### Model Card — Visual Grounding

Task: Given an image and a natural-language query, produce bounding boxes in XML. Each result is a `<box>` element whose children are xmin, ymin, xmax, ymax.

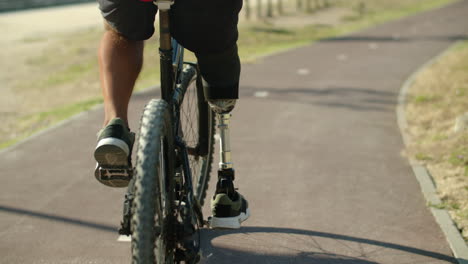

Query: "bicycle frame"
<box><xmin>157</xmin><ymin>1</ymin><xmax>206</xmax><ymax>257</ymax></box>
<box><xmin>159</xmin><ymin>0</ymin><xmax>212</xmax><ymax>218</ymax></box>
<box><xmin>157</xmin><ymin>0</ymin><xmax>211</xmax><ymax>155</ymax></box>
<box><xmin>157</xmin><ymin>2</ymin><xmax>175</xmax><ymax>102</ymax></box>
<box><xmin>119</xmin><ymin>0</ymin><xmax>210</xmax><ymax>239</ymax></box>
<box><xmin>156</xmin><ymin>0</ymin><xmax>197</xmax><ymax>208</ymax></box>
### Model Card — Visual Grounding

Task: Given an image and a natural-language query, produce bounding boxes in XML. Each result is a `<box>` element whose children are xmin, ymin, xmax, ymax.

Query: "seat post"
<box><xmin>154</xmin><ymin>0</ymin><xmax>174</xmax><ymax>102</ymax></box>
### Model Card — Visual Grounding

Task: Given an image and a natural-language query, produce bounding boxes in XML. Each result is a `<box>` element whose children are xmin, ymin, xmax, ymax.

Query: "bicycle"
<box><xmin>115</xmin><ymin>0</ymin><xmax>218</xmax><ymax>262</ymax></box>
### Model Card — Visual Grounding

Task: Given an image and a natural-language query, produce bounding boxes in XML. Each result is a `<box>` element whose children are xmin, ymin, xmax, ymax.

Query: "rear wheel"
<box><xmin>131</xmin><ymin>99</ymin><xmax>176</xmax><ymax>264</ymax></box>
<box><xmin>178</xmin><ymin>65</ymin><xmax>215</xmax><ymax>206</ymax></box>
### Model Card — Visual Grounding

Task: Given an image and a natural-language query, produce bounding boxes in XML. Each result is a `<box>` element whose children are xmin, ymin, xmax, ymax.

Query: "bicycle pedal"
<box><xmin>97</xmin><ymin>166</ymin><xmax>133</xmax><ymax>180</ymax></box>
<box><xmin>95</xmin><ymin>166</ymin><xmax>133</xmax><ymax>188</ymax></box>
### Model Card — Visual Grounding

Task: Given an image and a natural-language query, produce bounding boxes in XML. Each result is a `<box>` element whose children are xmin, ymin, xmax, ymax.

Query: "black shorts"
<box><xmin>97</xmin><ymin>0</ymin><xmax>243</xmax><ymax>54</ymax></box>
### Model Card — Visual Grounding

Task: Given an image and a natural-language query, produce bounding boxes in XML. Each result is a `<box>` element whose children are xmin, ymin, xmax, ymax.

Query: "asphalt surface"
<box><xmin>1</xmin><ymin>1</ymin><xmax>468</xmax><ymax>263</ymax></box>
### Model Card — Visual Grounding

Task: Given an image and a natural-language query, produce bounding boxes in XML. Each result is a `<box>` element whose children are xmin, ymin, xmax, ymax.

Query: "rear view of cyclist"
<box><xmin>93</xmin><ymin>0</ymin><xmax>249</xmax><ymax>229</ymax></box>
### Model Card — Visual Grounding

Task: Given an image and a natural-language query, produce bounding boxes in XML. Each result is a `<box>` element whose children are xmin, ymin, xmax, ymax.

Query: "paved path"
<box><xmin>1</xmin><ymin>1</ymin><xmax>468</xmax><ymax>263</ymax></box>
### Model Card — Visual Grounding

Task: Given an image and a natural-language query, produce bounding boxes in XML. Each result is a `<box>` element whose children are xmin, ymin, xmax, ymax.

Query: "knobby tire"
<box><xmin>131</xmin><ymin>99</ymin><xmax>176</xmax><ymax>264</ymax></box>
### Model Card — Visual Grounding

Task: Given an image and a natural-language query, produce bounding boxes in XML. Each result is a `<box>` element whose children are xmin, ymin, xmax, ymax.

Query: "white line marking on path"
<box><xmin>297</xmin><ymin>68</ymin><xmax>310</xmax><ymax>75</ymax></box>
<box><xmin>254</xmin><ymin>91</ymin><xmax>269</xmax><ymax>98</ymax></box>
<box><xmin>368</xmin><ymin>42</ymin><xmax>379</xmax><ymax>50</ymax></box>
<box><xmin>337</xmin><ymin>54</ymin><xmax>348</xmax><ymax>61</ymax></box>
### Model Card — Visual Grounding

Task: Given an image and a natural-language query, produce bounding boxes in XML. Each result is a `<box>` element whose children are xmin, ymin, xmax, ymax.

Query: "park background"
<box><xmin>0</xmin><ymin>0</ymin><xmax>466</xmax><ymax>244</ymax></box>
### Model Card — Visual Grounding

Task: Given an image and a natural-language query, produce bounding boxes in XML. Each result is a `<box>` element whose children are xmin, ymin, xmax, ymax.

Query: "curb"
<box><xmin>396</xmin><ymin>42</ymin><xmax>468</xmax><ymax>264</ymax></box>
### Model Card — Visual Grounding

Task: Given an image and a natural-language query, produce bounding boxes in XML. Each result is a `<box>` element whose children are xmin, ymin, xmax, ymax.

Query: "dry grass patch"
<box><xmin>405</xmin><ymin>41</ymin><xmax>468</xmax><ymax>241</ymax></box>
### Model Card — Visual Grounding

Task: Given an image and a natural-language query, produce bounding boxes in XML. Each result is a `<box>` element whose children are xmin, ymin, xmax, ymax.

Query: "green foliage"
<box><xmin>413</xmin><ymin>94</ymin><xmax>440</xmax><ymax>104</ymax></box>
<box><xmin>428</xmin><ymin>202</ymin><xmax>446</xmax><ymax>210</ymax></box>
<box><xmin>1</xmin><ymin>98</ymin><xmax>103</xmax><ymax>150</ymax></box>
<box><xmin>416</xmin><ymin>153</ymin><xmax>433</xmax><ymax>161</ymax></box>
<box><xmin>429</xmin><ymin>201</ymin><xmax>461</xmax><ymax>210</ymax></box>
<box><xmin>455</xmin><ymin>87</ymin><xmax>467</xmax><ymax>97</ymax></box>
<box><xmin>449</xmin><ymin>147</ymin><xmax>468</xmax><ymax>167</ymax></box>
<box><xmin>432</xmin><ymin>133</ymin><xmax>448</xmax><ymax>141</ymax></box>
<box><xmin>41</xmin><ymin>61</ymin><xmax>94</xmax><ymax>87</ymax></box>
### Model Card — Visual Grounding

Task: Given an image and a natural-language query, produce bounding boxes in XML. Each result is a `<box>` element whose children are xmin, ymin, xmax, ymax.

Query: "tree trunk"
<box><xmin>306</xmin><ymin>0</ymin><xmax>312</xmax><ymax>13</ymax></box>
<box><xmin>296</xmin><ymin>0</ymin><xmax>302</xmax><ymax>12</ymax></box>
<box><xmin>245</xmin><ymin>0</ymin><xmax>251</xmax><ymax>20</ymax></box>
<box><xmin>277</xmin><ymin>0</ymin><xmax>283</xmax><ymax>15</ymax></box>
<box><xmin>267</xmin><ymin>0</ymin><xmax>273</xmax><ymax>17</ymax></box>
<box><xmin>257</xmin><ymin>0</ymin><xmax>262</xmax><ymax>18</ymax></box>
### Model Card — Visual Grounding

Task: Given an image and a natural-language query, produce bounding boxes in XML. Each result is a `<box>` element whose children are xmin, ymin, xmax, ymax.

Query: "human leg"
<box><xmin>97</xmin><ymin>0</ymin><xmax>157</xmax><ymax>126</ymax></box>
<box><xmin>99</xmin><ymin>24</ymin><xmax>143</xmax><ymax>127</ymax></box>
<box><xmin>170</xmin><ymin>0</ymin><xmax>249</xmax><ymax>228</ymax></box>
<box><xmin>196</xmin><ymin>45</ymin><xmax>240</xmax><ymax>114</ymax></box>
<box><xmin>94</xmin><ymin>27</ymin><xmax>141</xmax><ymax>188</ymax></box>
<box><xmin>95</xmin><ymin>0</ymin><xmax>157</xmax><ymax>187</ymax></box>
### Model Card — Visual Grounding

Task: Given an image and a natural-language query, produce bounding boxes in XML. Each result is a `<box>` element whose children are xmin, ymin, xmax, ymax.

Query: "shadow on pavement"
<box><xmin>200</xmin><ymin>226</ymin><xmax>457</xmax><ymax>264</ymax></box>
<box><xmin>321</xmin><ymin>34</ymin><xmax>468</xmax><ymax>43</ymax></box>
<box><xmin>0</xmin><ymin>205</ymin><xmax>460</xmax><ymax>263</ymax></box>
<box><xmin>0</xmin><ymin>205</ymin><xmax>117</xmax><ymax>233</ymax></box>
<box><xmin>241</xmin><ymin>86</ymin><xmax>397</xmax><ymax>112</ymax></box>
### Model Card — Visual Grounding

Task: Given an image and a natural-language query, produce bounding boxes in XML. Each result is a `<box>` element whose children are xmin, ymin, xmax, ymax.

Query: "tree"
<box><xmin>306</xmin><ymin>0</ymin><xmax>312</xmax><ymax>13</ymax></box>
<box><xmin>245</xmin><ymin>0</ymin><xmax>251</xmax><ymax>20</ymax></box>
<box><xmin>277</xmin><ymin>0</ymin><xmax>283</xmax><ymax>15</ymax></box>
<box><xmin>297</xmin><ymin>0</ymin><xmax>303</xmax><ymax>12</ymax></box>
<box><xmin>257</xmin><ymin>0</ymin><xmax>263</xmax><ymax>18</ymax></box>
<box><xmin>266</xmin><ymin>0</ymin><xmax>273</xmax><ymax>17</ymax></box>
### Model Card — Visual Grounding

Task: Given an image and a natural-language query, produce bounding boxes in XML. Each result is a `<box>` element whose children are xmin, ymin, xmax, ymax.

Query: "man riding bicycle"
<box><xmin>94</xmin><ymin>0</ymin><xmax>250</xmax><ymax>229</ymax></box>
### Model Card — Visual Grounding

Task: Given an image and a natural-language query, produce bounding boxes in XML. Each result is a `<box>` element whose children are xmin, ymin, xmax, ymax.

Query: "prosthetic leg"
<box><xmin>208</xmin><ymin>99</ymin><xmax>250</xmax><ymax>229</ymax></box>
<box><xmin>209</xmin><ymin>99</ymin><xmax>237</xmax><ymax>195</ymax></box>
<box><xmin>197</xmin><ymin>45</ymin><xmax>249</xmax><ymax>228</ymax></box>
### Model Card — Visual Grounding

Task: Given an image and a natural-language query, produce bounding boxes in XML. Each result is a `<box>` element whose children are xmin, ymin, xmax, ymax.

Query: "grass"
<box><xmin>414</xmin><ymin>95</ymin><xmax>441</xmax><ymax>104</ymax></box>
<box><xmin>449</xmin><ymin>148</ymin><xmax>468</xmax><ymax>166</ymax></box>
<box><xmin>406</xmin><ymin>40</ymin><xmax>468</xmax><ymax>241</ymax></box>
<box><xmin>0</xmin><ymin>0</ymin><xmax>459</xmax><ymax>149</ymax></box>
<box><xmin>432</xmin><ymin>133</ymin><xmax>449</xmax><ymax>141</ymax></box>
<box><xmin>429</xmin><ymin>201</ymin><xmax>461</xmax><ymax>211</ymax></box>
<box><xmin>0</xmin><ymin>98</ymin><xmax>103</xmax><ymax>150</ymax></box>
<box><xmin>22</xmin><ymin>98</ymin><xmax>103</xmax><ymax>125</ymax></box>
<box><xmin>449</xmin><ymin>146</ymin><xmax>468</xmax><ymax>177</ymax></box>
<box><xmin>416</xmin><ymin>153</ymin><xmax>433</xmax><ymax>161</ymax></box>
<box><xmin>41</xmin><ymin>61</ymin><xmax>95</xmax><ymax>87</ymax></box>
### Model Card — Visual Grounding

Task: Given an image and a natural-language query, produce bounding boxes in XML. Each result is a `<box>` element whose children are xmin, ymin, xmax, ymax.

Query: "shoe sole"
<box><xmin>94</xmin><ymin>138</ymin><xmax>130</xmax><ymax>188</ymax></box>
<box><xmin>95</xmin><ymin>137</ymin><xmax>129</xmax><ymax>164</ymax></box>
<box><xmin>210</xmin><ymin>208</ymin><xmax>250</xmax><ymax>229</ymax></box>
